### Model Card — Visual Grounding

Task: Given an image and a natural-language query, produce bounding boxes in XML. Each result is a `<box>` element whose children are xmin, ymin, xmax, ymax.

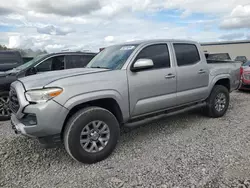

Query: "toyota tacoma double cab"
<box><xmin>10</xmin><ymin>40</ymin><xmax>241</xmax><ymax>163</ymax></box>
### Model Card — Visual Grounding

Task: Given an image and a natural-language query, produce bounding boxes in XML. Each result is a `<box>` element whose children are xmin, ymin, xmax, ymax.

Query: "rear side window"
<box><xmin>66</xmin><ymin>55</ymin><xmax>95</xmax><ymax>69</ymax></box>
<box><xmin>174</xmin><ymin>44</ymin><xmax>200</xmax><ymax>66</ymax></box>
<box><xmin>135</xmin><ymin>44</ymin><xmax>170</xmax><ymax>69</ymax></box>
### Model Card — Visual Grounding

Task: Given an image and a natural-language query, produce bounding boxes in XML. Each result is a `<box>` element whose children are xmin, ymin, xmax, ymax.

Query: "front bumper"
<box><xmin>10</xmin><ymin>81</ymin><xmax>69</xmax><ymax>138</ymax></box>
<box><xmin>240</xmin><ymin>83</ymin><xmax>250</xmax><ymax>90</ymax></box>
<box><xmin>239</xmin><ymin>79</ymin><xmax>250</xmax><ymax>90</ymax></box>
<box><xmin>11</xmin><ymin>114</ymin><xmax>34</xmax><ymax>137</ymax></box>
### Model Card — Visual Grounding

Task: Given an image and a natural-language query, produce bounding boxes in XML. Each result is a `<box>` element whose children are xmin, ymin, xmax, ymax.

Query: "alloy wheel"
<box><xmin>214</xmin><ymin>93</ymin><xmax>226</xmax><ymax>112</ymax></box>
<box><xmin>0</xmin><ymin>96</ymin><xmax>11</xmax><ymax>117</ymax></box>
<box><xmin>80</xmin><ymin>120</ymin><xmax>110</xmax><ymax>153</ymax></box>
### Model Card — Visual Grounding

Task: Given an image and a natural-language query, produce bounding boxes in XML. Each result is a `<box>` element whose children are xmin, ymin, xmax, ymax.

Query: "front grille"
<box><xmin>9</xmin><ymin>87</ymin><xmax>20</xmax><ymax>113</ymax></box>
<box><xmin>242</xmin><ymin>84</ymin><xmax>250</xmax><ymax>89</ymax></box>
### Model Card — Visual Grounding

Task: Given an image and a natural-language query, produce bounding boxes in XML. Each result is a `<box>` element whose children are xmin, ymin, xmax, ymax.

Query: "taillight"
<box><xmin>240</xmin><ymin>67</ymin><xmax>243</xmax><ymax>76</ymax></box>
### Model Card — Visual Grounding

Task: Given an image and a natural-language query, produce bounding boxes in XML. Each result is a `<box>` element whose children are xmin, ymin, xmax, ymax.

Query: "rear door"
<box><xmin>65</xmin><ymin>55</ymin><xmax>95</xmax><ymax>69</ymax></box>
<box><xmin>127</xmin><ymin>43</ymin><xmax>177</xmax><ymax>117</ymax></box>
<box><xmin>173</xmin><ymin>43</ymin><xmax>209</xmax><ymax>105</ymax></box>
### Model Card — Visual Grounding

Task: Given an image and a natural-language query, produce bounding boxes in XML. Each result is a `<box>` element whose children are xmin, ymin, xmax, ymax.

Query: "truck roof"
<box><xmin>48</xmin><ymin>51</ymin><xmax>97</xmax><ymax>56</ymax></box>
<box><xmin>114</xmin><ymin>39</ymin><xmax>198</xmax><ymax>46</ymax></box>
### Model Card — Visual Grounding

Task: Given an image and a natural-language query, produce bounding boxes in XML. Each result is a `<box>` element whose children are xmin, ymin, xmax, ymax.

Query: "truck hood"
<box><xmin>18</xmin><ymin>68</ymin><xmax>109</xmax><ymax>90</ymax></box>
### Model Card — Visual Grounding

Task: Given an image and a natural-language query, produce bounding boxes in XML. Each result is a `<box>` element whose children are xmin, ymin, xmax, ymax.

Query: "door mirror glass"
<box><xmin>131</xmin><ymin>59</ymin><xmax>154</xmax><ymax>72</ymax></box>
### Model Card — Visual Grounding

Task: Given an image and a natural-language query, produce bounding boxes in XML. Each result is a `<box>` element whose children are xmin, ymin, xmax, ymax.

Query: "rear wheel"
<box><xmin>205</xmin><ymin>85</ymin><xmax>229</xmax><ymax>118</ymax></box>
<box><xmin>64</xmin><ymin>107</ymin><xmax>120</xmax><ymax>164</ymax></box>
<box><xmin>0</xmin><ymin>91</ymin><xmax>11</xmax><ymax>121</ymax></box>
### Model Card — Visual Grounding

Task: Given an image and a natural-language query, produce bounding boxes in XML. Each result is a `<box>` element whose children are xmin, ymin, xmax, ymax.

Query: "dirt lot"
<box><xmin>1</xmin><ymin>91</ymin><xmax>250</xmax><ymax>188</ymax></box>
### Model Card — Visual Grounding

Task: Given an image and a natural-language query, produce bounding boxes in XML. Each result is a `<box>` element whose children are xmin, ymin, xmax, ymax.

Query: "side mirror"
<box><xmin>131</xmin><ymin>59</ymin><xmax>154</xmax><ymax>72</ymax></box>
<box><xmin>26</xmin><ymin>67</ymin><xmax>37</xmax><ymax>76</ymax></box>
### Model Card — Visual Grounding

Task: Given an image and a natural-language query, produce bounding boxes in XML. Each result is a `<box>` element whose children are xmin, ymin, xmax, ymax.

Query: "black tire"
<box><xmin>205</xmin><ymin>85</ymin><xmax>229</xmax><ymax>118</ymax></box>
<box><xmin>64</xmin><ymin>107</ymin><xmax>120</xmax><ymax>164</ymax></box>
<box><xmin>0</xmin><ymin>91</ymin><xmax>11</xmax><ymax>121</ymax></box>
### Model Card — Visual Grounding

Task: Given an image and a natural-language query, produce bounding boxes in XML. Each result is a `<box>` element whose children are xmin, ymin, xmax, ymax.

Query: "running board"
<box><xmin>124</xmin><ymin>102</ymin><xmax>206</xmax><ymax>128</ymax></box>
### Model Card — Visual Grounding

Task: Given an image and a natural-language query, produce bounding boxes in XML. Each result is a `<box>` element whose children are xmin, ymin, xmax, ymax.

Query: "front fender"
<box><xmin>62</xmin><ymin>89</ymin><xmax>130</xmax><ymax>121</ymax></box>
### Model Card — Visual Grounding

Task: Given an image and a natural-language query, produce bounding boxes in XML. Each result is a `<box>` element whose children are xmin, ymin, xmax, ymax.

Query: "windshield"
<box><xmin>87</xmin><ymin>44</ymin><xmax>138</xmax><ymax>70</ymax></box>
<box><xmin>242</xmin><ymin>61</ymin><xmax>250</xmax><ymax>66</ymax></box>
<box><xmin>12</xmin><ymin>54</ymin><xmax>47</xmax><ymax>71</ymax></box>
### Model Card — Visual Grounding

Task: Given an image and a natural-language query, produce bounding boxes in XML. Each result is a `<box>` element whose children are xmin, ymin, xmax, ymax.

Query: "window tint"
<box><xmin>66</xmin><ymin>55</ymin><xmax>94</xmax><ymax>69</ymax></box>
<box><xmin>135</xmin><ymin>44</ymin><xmax>170</xmax><ymax>69</ymax></box>
<box><xmin>243</xmin><ymin>61</ymin><xmax>250</xmax><ymax>66</ymax></box>
<box><xmin>36</xmin><ymin>56</ymin><xmax>65</xmax><ymax>72</ymax></box>
<box><xmin>174</xmin><ymin>44</ymin><xmax>200</xmax><ymax>66</ymax></box>
<box><xmin>36</xmin><ymin>58</ymin><xmax>52</xmax><ymax>72</ymax></box>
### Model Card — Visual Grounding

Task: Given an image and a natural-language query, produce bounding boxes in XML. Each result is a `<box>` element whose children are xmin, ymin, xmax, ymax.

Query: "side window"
<box><xmin>36</xmin><ymin>56</ymin><xmax>65</xmax><ymax>72</ymax></box>
<box><xmin>135</xmin><ymin>44</ymin><xmax>170</xmax><ymax>69</ymax></box>
<box><xmin>66</xmin><ymin>55</ymin><xmax>94</xmax><ymax>69</ymax></box>
<box><xmin>36</xmin><ymin>58</ymin><xmax>52</xmax><ymax>72</ymax></box>
<box><xmin>173</xmin><ymin>44</ymin><xmax>200</xmax><ymax>66</ymax></box>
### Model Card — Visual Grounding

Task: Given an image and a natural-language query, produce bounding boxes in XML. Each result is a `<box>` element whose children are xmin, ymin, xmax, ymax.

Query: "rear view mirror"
<box><xmin>131</xmin><ymin>59</ymin><xmax>154</xmax><ymax>72</ymax></box>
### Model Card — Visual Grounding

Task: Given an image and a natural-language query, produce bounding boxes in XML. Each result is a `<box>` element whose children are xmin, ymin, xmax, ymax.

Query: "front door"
<box><xmin>127</xmin><ymin>43</ymin><xmax>177</xmax><ymax>117</ymax></box>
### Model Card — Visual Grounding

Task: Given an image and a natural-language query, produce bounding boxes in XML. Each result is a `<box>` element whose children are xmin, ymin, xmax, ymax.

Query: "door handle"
<box><xmin>165</xmin><ymin>74</ymin><xmax>175</xmax><ymax>79</ymax></box>
<box><xmin>198</xmin><ymin>69</ymin><xmax>206</xmax><ymax>74</ymax></box>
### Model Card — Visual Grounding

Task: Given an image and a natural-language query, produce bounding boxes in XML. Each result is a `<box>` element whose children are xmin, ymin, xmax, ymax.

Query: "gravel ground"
<box><xmin>1</xmin><ymin>91</ymin><xmax>250</xmax><ymax>188</ymax></box>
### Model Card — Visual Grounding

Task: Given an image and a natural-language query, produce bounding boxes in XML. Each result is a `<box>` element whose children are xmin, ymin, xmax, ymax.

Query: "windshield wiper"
<box><xmin>91</xmin><ymin>66</ymin><xmax>110</xmax><ymax>69</ymax></box>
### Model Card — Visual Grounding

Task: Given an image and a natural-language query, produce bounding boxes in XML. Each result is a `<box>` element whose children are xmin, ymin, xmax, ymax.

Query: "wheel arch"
<box><xmin>60</xmin><ymin>90</ymin><xmax>128</xmax><ymax>137</ymax></box>
<box><xmin>209</xmin><ymin>75</ymin><xmax>231</xmax><ymax>94</ymax></box>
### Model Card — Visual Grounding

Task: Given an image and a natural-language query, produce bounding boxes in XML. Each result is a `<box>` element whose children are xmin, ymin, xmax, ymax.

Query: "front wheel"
<box><xmin>205</xmin><ymin>85</ymin><xmax>229</xmax><ymax>118</ymax></box>
<box><xmin>0</xmin><ymin>91</ymin><xmax>11</xmax><ymax>121</ymax></box>
<box><xmin>64</xmin><ymin>107</ymin><xmax>120</xmax><ymax>164</ymax></box>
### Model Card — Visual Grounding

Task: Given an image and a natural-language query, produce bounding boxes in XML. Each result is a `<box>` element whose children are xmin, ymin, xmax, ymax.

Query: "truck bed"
<box><xmin>208</xmin><ymin>61</ymin><xmax>241</xmax><ymax>91</ymax></box>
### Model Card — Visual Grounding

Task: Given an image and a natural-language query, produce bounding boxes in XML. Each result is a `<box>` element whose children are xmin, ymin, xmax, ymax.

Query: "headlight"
<box><xmin>243</xmin><ymin>74</ymin><xmax>250</xmax><ymax>80</ymax></box>
<box><xmin>25</xmin><ymin>88</ymin><xmax>63</xmax><ymax>103</ymax></box>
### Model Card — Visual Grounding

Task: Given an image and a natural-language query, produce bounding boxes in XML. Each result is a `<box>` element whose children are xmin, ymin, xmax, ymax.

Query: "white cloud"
<box><xmin>9</xmin><ymin>36</ymin><xmax>21</xmax><ymax>48</ymax></box>
<box><xmin>44</xmin><ymin>44</ymin><xmax>66</xmax><ymax>52</ymax></box>
<box><xmin>220</xmin><ymin>4</ymin><xmax>250</xmax><ymax>29</ymax></box>
<box><xmin>0</xmin><ymin>0</ymin><xmax>250</xmax><ymax>53</ymax></box>
<box><xmin>104</xmin><ymin>36</ymin><xmax>115</xmax><ymax>42</ymax></box>
<box><xmin>37</xmin><ymin>25</ymin><xmax>74</xmax><ymax>35</ymax></box>
<box><xmin>219</xmin><ymin>33</ymin><xmax>245</xmax><ymax>40</ymax></box>
<box><xmin>180</xmin><ymin>10</ymin><xmax>191</xmax><ymax>18</ymax></box>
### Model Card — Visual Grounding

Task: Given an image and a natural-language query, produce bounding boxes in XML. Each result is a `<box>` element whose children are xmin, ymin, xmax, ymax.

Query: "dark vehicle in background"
<box><xmin>0</xmin><ymin>51</ymin><xmax>23</xmax><ymax>72</ymax></box>
<box><xmin>205</xmin><ymin>52</ymin><xmax>231</xmax><ymax>61</ymax></box>
<box><xmin>235</xmin><ymin>56</ymin><xmax>248</xmax><ymax>64</ymax></box>
<box><xmin>22</xmin><ymin>57</ymin><xmax>34</xmax><ymax>63</ymax></box>
<box><xmin>0</xmin><ymin>51</ymin><xmax>96</xmax><ymax>121</ymax></box>
<box><xmin>239</xmin><ymin>61</ymin><xmax>250</xmax><ymax>90</ymax></box>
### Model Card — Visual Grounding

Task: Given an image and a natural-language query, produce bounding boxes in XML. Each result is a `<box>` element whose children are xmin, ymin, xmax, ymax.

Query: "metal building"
<box><xmin>201</xmin><ymin>40</ymin><xmax>250</xmax><ymax>60</ymax></box>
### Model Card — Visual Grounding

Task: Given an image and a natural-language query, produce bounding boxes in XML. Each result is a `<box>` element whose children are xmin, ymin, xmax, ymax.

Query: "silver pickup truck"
<box><xmin>10</xmin><ymin>40</ymin><xmax>241</xmax><ymax>163</ymax></box>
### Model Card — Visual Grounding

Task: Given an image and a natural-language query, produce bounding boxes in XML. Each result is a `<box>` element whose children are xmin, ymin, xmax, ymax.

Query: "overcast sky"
<box><xmin>0</xmin><ymin>0</ymin><xmax>250</xmax><ymax>52</ymax></box>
